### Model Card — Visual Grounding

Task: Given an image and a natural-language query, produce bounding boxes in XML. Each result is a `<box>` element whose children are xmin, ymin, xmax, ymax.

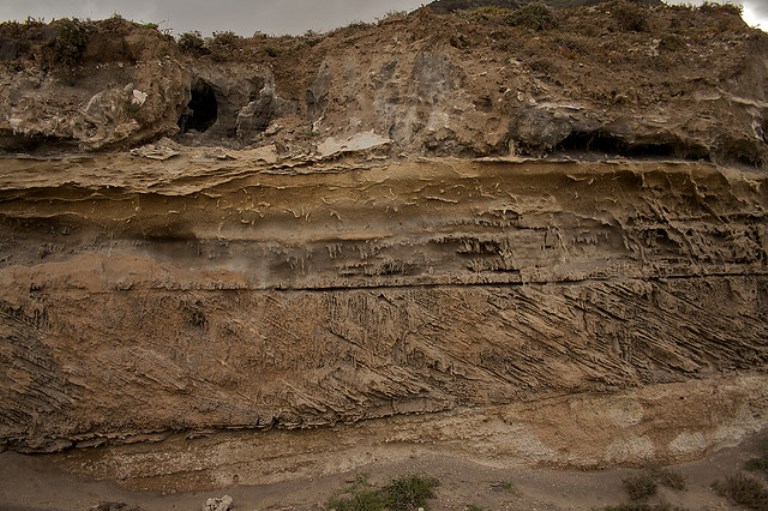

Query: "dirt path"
<box><xmin>2</xmin><ymin>428</ymin><xmax>765</xmax><ymax>511</ymax></box>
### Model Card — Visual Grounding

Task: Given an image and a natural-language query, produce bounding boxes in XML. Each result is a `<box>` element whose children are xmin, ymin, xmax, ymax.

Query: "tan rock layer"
<box><xmin>47</xmin><ymin>375</ymin><xmax>768</xmax><ymax>492</ymax></box>
<box><xmin>0</xmin><ymin>158</ymin><xmax>766</xmax><ymax>456</ymax></box>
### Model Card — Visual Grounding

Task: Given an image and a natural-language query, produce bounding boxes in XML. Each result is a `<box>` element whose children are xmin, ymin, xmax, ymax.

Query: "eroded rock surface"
<box><xmin>1</xmin><ymin>4</ymin><xmax>767</xmax><ymax>165</ymax></box>
<box><xmin>0</xmin><ymin>155</ymin><xmax>765</xmax><ymax>463</ymax></box>
<box><xmin>0</xmin><ymin>1</ymin><xmax>767</xmax><ymax>492</ymax></box>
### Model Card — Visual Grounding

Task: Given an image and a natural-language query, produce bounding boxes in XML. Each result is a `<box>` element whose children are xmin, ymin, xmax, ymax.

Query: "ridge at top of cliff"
<box><xmin>426</xmin><ymin>0</ymin><xmax>660</xmax><ymax>13</ymax></box>
<box><xmin>0</xmin><ymin>1</ymin><xmax>766</xmax><ymax>168</ymax></box>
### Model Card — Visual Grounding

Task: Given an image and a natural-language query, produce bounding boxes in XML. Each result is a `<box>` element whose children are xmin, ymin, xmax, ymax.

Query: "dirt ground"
<box><xmin>2</xmin><ymin>427</ymin><xmax>766</xmax><ymax>511</ymax></box>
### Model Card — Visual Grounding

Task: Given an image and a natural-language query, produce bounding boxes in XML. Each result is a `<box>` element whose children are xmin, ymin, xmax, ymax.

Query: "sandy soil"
<box><xmin>2</xmin><ymin>427</ymin><xmax>766</xmax><ymax>511</ymax></box>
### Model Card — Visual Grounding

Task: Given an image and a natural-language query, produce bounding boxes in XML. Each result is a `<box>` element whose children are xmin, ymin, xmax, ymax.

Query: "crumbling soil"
<box><xmin>1</xmin><ymin>429</ymin><xmax>767</xmax><ymax>510</ymax></box>
<box><xmin>1</xmin><ymin>3</ymin><xmax>767</xmax><ymax>165</ymax></box>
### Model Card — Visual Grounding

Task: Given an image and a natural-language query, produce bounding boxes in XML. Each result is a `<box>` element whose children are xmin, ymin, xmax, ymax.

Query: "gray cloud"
<box><xmin>747</xmin><ymin>0</ymin><xmax>768</xmax><ymax>23</ymax></box>
<box><xmin>1</xmin><ymin>0</ymin><xmax>765</xmax><ymax>35</ymax></box>
<box><xmin>664</xmin><ymin>0</ymin><xmax>767</xmax><ymax>28</ymax></box>
<box><xmin>747</xmin><ymin>0</ymin><xmax>768</xmax><ymax>15</ymax></box>
<box><xmin>0</xmin><ymin>0</ymin><xmax>427</xmax><ymax>36</ymax></box>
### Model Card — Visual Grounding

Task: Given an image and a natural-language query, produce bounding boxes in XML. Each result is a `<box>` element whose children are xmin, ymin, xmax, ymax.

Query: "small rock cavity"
<box><xmin>179</xmin><ymin>78</ymin><xmax>218</xmax><ymax>134</ymax></box>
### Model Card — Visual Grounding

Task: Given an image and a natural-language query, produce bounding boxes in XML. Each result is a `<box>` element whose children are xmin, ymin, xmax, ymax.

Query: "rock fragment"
<box><xmin>203</xmin><ymin>495</ymin><xmax>233</xmax><ymax>511</ymax></box>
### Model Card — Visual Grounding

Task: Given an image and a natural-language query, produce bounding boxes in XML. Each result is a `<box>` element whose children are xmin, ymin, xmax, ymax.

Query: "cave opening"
<box><xmin>556</xmin><ymin>131</ymin><xmax>680</xmax><ymax>158</ymax></box>
<box><xmin>179</xmin><ymin>78</ymin><xmax>218</xmax><ymax>134</ymax></box>
<box><xmin>554</xmin><ymin>130</ymin><xmax>716</xmax><ymax>163</ymax></box>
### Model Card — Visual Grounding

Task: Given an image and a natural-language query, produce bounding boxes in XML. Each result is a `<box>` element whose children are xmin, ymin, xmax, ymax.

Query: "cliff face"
<box><xmin>0</xmin><ymin>0</ymin><xmax>767</xmax><ymax>491</ymax></box>
<box><xmin>0</xmin><ymin>18</ymin><xmax>189</xmax><ymax>152</ymax></box>
<box><xmin>0</xmin><ymin>154</ymin><xmax>766</xmax><ymax>464</ymax></box>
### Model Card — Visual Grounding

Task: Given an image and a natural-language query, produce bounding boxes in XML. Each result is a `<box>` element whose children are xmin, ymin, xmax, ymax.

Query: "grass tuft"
<box><xmin>620</xmin><ymin>467</ymin><xmax>686</xmax><ymax>503</ymax></box>
<box><xmin>623</xmin><ymin>473</ymin><xmax>658</xmax><ymax>501</ymax></box>
<box><xmin>327</xmin><ymin>474</ymin><xmax>438</xmax><ymax>511</ymax></box>
<box><xmin>714</xmin><ymin>473</ymin><xmax>768</xmax><ymax>511</ymax></box>
<box><xmin>506</xmin><ymin>3</ymin><xmax>559</xmax><ymax>31</ymax></box>
<box><xmin>612</xmin><ymin>2</ymin><xmax>649</xmax><ymax>32</ymax></box>
<box><xmin>650</xmin><ymin>467</ymin><xmax>686</xmax><ymax>491</ymax></box>
<box><xmin>490</xmin><ymin>480</ymin><xmax>520</xmax><ymax>494</ymax></box>
<box><xmin>177</xmin><ymin>31</ymin><xmax>206</xmax><ymax>53</ymax></box>
<box><xmin>50</xmin><ymin>18</ymin><xmax>91</xmax><ymax>67</ymax></box>
<box><xmin>329</xmin><ymin>488</ymin><xmax>386</xmax><ymax>511</ymax></box>
<box><xmin>746</xmin><ymin>457</ymin><xmax>768</xmax><ymax>475</ymax></box>
<box><xmin>698</xmin><ymin>1</ymin><xmax>743</xmax><ymax>16</ymax></box>
<box><xmin>382</xmin><ymin>474</ymin><xmax>439</xmax><ymax>510</ymax></box>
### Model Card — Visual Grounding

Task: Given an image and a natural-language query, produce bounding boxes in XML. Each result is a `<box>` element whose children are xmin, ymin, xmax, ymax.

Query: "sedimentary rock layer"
<box><xmin>0</xmin><ymin>157</ymin><xmax>766</xmax><ymax>455</ymax></box>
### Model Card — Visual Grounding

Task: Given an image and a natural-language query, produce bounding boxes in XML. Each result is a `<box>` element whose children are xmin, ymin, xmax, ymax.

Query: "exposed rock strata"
<box><xmin>45</xmin><ymin>374</ymin><xmax>768</xmax><ymax>492</ymax></box>
<box><xmin>0</xmin><ymin>2</ymin><xmax>767</xmax><ymax>490</ymax></box>
<box><xmin>0</xmin><ymin>156</ymin><xmax>765</xmax><ymax>460</ymax></box>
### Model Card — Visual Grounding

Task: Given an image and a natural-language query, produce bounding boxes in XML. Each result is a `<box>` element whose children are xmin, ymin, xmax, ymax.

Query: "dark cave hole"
<box><xmin>179</xmin><ymin>78</ymin><xmax>218</xmax><ymax>134</ymax></box>
<box><xmin>556</xmin><ymin>131</ymin><xmax>710</xmax><ymax>161</ymax></box>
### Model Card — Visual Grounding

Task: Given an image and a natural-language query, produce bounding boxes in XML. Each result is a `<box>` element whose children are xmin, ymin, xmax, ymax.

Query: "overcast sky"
<box><xmin>0</xmin><ymin>0</ymin><xmax>765</xmax><ymax>36</ymax></box>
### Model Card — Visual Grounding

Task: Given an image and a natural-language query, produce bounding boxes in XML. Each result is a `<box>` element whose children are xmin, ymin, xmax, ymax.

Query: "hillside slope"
<box><xmin>0</xmin><ymin>1</ymin><xmax>767</xmax><ymax>499</ymax></box>
<box><xmin>0</xmin><ymin>2</ymin><xmax>766</xmax><ymax>166</ymax></box>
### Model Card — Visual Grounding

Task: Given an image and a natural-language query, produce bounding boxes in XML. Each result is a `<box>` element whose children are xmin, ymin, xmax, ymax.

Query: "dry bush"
<box><xmin>612</xmin><ymin>2</ymin><xmax>649</xmax><ymax>32</ymax></box>
<box><xmin>327</xmin><ymin>474</ymin><xmax>439</xmax><ymax>511</ymax></box>
<box><xmin>506</xmin><ymin>3</ymin><xmax>559</xmax><ymax>30</ymax></box>
<box><xmin>651</xmin><ymin>467</ymin><xmax>687</xmax><ymax>491</ymax></box>
<box><xmin>715</xmin><ymin>473</ymin><xmax>768</xmax><ymax>511</ymax></box>
<box><xmin>177</xmin><ymin>31</ymin><xmax>206</xmax><ymax>54</ymax></box>
<box><xmin>49</xmin><ymin>18</ymin><xmax>92</xmax><ymax>67</ymax></box>
<box><xmin>623</xmin><ymin>473</ymin><xmax>658</xmax><ymax>501</ymax></box>
<box><xmin>698</xmin><ymin>1</ymin><xmax>743</xmax><ymax>16</ymax></box>
<box><xmin>470</xmin><ymin>3</ymin><xmax>558</xmax><ymax>30</ymax></box>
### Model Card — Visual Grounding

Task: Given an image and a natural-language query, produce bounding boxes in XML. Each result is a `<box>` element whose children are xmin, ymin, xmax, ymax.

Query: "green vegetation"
<box><xmin>50</xmin><ymin>18</ymin><xmax>92</xmax><ymax>67</ymax></box>
<box><xmin>340</xmin><ymin>20</ymin><xmax>375</xmax><ymax>32</ymax></box>
<box><xmin>597</xmin><ymin>468</ymin><xmax>689</xmax><ymax>511</ymax></box>
<box><xmin>506</xmin><ymin>3</ymin><xmax>559</xmax><ymax>30</ymax></box>
<box><xmin>714</xmin><ymin>473</ymin><xmax>768</xmax><ymax>511</ymax></box>
<box><xmin>744</xmin><ymin>441</ymin><xmax>768</xmax><ymax>478</ymax></box>
<box><xmin>205</xmin><ymin>30</ymin><xmax>244</xmax><ymax>60</ymax></box>
<box><xmin>467</xmin><ymin>5</ymin><xmax>512</xmax><ymax>20</ymax></box>
<box><xmin>746</xmin><ymin>456</ymin><xmax>768</xmax><ymax>476</ymax></box>
<box><xmin>429</xmin><ymin>0</ymin><xmax>602</xmax><ymax>14</ymax></box>
<box><xmin>649</xmin><ymin>467</ymin><xmax>686</xmax><ymax>491</ymax></box>
<box><xmin>210</xmin><ymin>30</ymin><xmax>242</xmax><ymax>49</ymax></box>
<box><xmin>490</xmin><ymin>480</ymin><xmax>520</xmax><ymax>494</ymax></box>
<box><xmin>177</xmin><ymin>31</ymin><xmax>206</xmax><ymax>53</ymax></box>
<box><xmin>0</xmin><ymin>14</ymin><xmax>176</xmax><ymax>69</ymax></box>
<box><xmin>698</xmin><ymin>1</ymin><xmax>743</xmax><ymax>16</ymax></box>
<box><xmin>383</xmin><ymin>475</ymin><xmax>439</xmax><ymax>510</ymax></box>
<box><xmin>469</xmin><ymin>3</ymin><xmax>558</xmax><ymax>30</ymax></box>
<box><xmin>22</xmin><ymin>16</ymin><xmax>46</xmax><ymax>28</ymax></box>
<box><xmin>612</xmin><ymin>2</ymin><xmax>649</xmax><ymax>32</ymax></box>
<box><xmin>327</xmin><ymin>474</ymin><xmax>439</xmax><ymax>511</ymax></box>
<box><xmin>713</xmin><ymin>442</ymin><xmax>768</xmax><ymax>511</ymax></box>
<box><xmin>326</xmin><ymin>19</ymin><xmax>375</xmax><ymax>38</ymax></box>
<box><xmin>94</xmin><ymin>503</ymin><xmax>144</xmax><ymax>511</ymax></box>
<box><xmin>623</xmin><ymin>473</ymin><xmax>658</xmax><ymax>501</ymax></box>
<box><xmin>330</xmin><ymin>488</ymin><xmax>387</xmax><ymax>511</ymax></box>
<box><xmin>382</xmin><ymin>10</ymin><xmax>409</xmax><ymax>19</ymax></box>
<box><xmin>170</xmin><ymin>29</ymin><xmax>241</xmax><ymax>59</ymax></box>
